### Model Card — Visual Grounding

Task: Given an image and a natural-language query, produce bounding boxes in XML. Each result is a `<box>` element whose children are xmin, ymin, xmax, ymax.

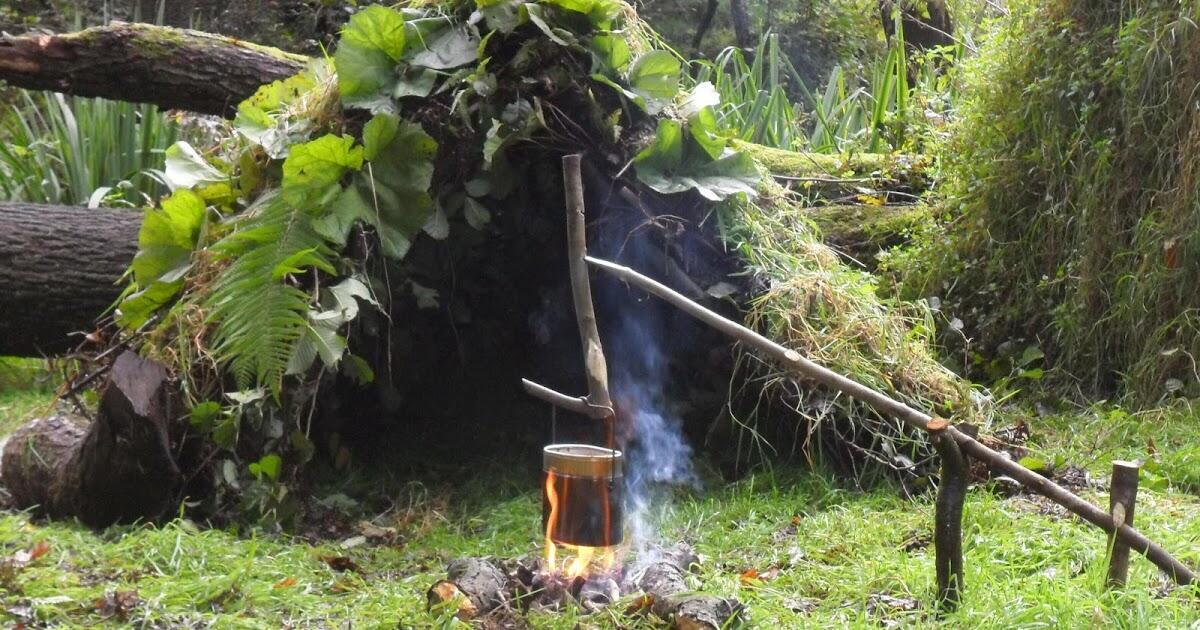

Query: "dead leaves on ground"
<box><xmin>0</xmin><ymin>540</ymin><xmax>52</xmax><ymax>592</ymax></box>
<box><xmin>94</xmin><ymin>590</ymin><xmax>140</xmax><ymax>621</ymax></box>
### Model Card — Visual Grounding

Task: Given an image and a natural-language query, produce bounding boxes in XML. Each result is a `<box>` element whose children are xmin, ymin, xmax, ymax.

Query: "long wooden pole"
<box><xmin>586</xmin><ymin>255</ymin><xmax>1198</xmax><ymax>586</ymax></box>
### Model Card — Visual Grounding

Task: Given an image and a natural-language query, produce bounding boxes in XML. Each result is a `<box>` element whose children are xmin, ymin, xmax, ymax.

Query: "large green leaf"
<box><xmin>361</xmin><ymin>112</ymin><xmax>400</xmax><ymax>161</ymax></box>
<box><xmin>340</xmin><ymin>6</ymin><xmax>406</xmax><ymax>62</ymax></box>
<box><xmin>410</xmin><ymin>25</ymin><xmax>479</xmax><ymax>70</ymax></box>
<box><xmin>281</xmin><ymin>134</ymin><xmax>364</xmax><ymax>205</ymax></box>
<box><xmin>628</xmin><ymin>51</ymin><xmax>680</xmax><ymax>114</ymax></box>
<box><xmin>163</xmin><ymin>142</ymin><xmax>226</xmax><ymax>191</ymax></box>
<box><xmin>287</xmin><ymin>277</ymin><xmax>376</xmax><ymax>375</ymax></box>
<box><xmin>335</xmin><ymin>7</ymin><xmax>406</xmax><ymax>108</ymax></box>
<box><xmin>130</xmin><ymin>189</ymin><xmax>206</xmax><ymax>286</ymax></box>
<box><xmin>543</xmin><ymin>0</ymin><xmax>623</xmax><ymax>28</ymax></box>
<box><xmin>590</xmin><ymin>33</ymin><xmax>630</xmax><ymax>74</ymax></box>
<box><xmin>634</xmin><ymin>119</ymin><xmax>759</xmax><ymax>201</ymax></box>
<box><xmin>335</xmin><ymin>43</ymin><xmax>396</xmax><ymax>107</ymax></box>
<box><xmin>477</xmin><ymin>0</ymin><xmax>524</xmax><ymax>33</ymax></box>
<box><xmin>314</xmin><ymin>121</ymin><xmax>437</xmax><ymax>259</ymax></box>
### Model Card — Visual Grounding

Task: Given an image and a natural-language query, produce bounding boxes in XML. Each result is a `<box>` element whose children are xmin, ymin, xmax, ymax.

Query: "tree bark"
<box><xmin>0</xmin><ymin>22</ymin><xmax>307</xmax><ymax>117</ymax></box>
<box><xmin>1</xmin><ymin>351</ymin><xmax>181</xmax><ymax>528</ymax></box>
<box><xmin>879</xmin><ymin>0</ymin><xmax>955</xmax><ymax>53</ymax></box>
<box><xmin>629</xmin><ymin>543</ymin><xmax>743</xmax><ymax>628</ymax></box>
<box><xmin>0</xmin><ymin>203</ymin><xmax>141</xmax><ymax>356</ymax></box>
<box><xmin>691</xmin><ymin>0</ymin><xmax>720</xmax><ymax>53</ymax></box>
<box><xmin>728</xmin><ymin>0</ymin><xmax>754</xmax><ymax>50</ymax></box>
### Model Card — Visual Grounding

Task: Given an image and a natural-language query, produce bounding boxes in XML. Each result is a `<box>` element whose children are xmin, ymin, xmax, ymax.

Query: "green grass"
<box><xmin>0</xmin><ymin>371</ymin><xmax>1198</xmax><ymax>627</ymax></box>
<box><xmin>0</xmin><ymin>90</ymin><xmax>183</xmax><ymax>206</ymax></box>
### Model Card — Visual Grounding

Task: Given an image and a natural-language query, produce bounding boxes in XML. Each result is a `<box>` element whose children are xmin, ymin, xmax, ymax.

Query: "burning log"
<box><xmin>425</xmin><ymin>558</ymin><xmax>509</xmax><ymax>621</ymax></box>
<box><xmin>628</xmin><ymin>544</ymin><xmax>743</xmax><ymax>629</ymax></box>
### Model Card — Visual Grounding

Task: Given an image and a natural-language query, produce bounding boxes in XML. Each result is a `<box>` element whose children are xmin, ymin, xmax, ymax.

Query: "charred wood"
<box><xmin>628</xmin><ymin>544</ymin><xmax>743</xmax><ymax>629</ymax></box>
<box><xmin>426</xmin><ymin>557</ymin><xmax>509</xmax><ymax>620</ymax></box>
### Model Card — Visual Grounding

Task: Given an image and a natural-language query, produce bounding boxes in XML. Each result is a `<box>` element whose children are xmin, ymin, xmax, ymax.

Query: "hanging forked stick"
<box><xmin>521</xmin><ymin>155</ymin><xmax>614</xmax><ymax>426</ymax></box>
<box><xmin>586</xmin><ymin>255</ymin><xmax>1199</xmax><ymax>588</ymax></box>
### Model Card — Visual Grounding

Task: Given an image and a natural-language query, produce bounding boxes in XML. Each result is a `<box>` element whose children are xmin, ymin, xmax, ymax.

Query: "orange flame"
<box><xmin>543</xmin><ymin>470</ymin><xmax>617</xmax><ymax>579</ymax></box>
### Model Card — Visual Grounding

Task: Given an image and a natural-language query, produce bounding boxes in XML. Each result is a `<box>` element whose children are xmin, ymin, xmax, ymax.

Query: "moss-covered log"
<box><xmin>734</xmin><ymin>140</ymin><xmax>930</xmax><ymax>191</ymax></box>
<box><xmin>807</xmin><ymin>203</ymin><xmax>928</xmax><ymax>263</ymax></box>
<box><xmin>0</xmin><ymin>203</ymin><xmax>141</xmax><ymax>356</ymax></box>
<box><xmin>0</xmin><ymin>22</ymin><xmax>307</xmax><ymax>117</ymax></box>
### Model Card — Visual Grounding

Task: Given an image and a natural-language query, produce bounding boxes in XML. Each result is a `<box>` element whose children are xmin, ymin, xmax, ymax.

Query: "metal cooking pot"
<box><xmin>542</xmin><ymin>444</ymin><xmax>623</xmax><ymax>548</ymax></box>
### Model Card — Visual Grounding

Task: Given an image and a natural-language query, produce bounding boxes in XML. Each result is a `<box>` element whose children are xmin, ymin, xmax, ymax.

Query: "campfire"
<box><xmin>425</xmin><ymin>158</ymin><xmax>741</xmax><ymax>628</ymax></box>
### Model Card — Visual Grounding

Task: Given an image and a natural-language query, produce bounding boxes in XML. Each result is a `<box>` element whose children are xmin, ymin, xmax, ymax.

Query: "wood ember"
<box><xmin>628</xmin><ymin>543</ymin><xmax>743</xmax><ymax>629</ymax></box>
<box><xmin>429</xmin><ymin>544</ymin><xmax>742</xmax><ymax>627</ymax></box>
<box><xmin>426</xmin><ymin>558</ymin><xmax>508</xmax><ymax>620</ymax></box>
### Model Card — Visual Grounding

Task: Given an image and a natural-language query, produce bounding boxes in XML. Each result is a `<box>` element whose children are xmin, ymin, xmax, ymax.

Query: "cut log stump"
<box><xmin>1</xmin><ymin>351</ymin><xmax>181</xmax><ymax>527</ymax></box>
<box><xmin>629</xmin><ymin>543</ymin><xmax>743</xmax><ymax>629</ymax></box>
<box><xmin>426</xmin><ymin>557</ymin><xmax>509</xmax><ymax>620</ymax></box>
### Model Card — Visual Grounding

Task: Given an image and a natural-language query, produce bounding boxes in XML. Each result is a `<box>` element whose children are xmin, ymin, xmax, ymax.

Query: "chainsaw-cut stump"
<box><xmin>1</xmin><ymin>351</ymin><xmax>181</xmax><ymax>527</ymax></box>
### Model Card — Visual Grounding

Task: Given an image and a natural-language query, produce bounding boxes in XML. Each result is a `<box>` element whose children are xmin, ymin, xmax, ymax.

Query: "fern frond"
<box><xmin>206</xmin><ymin>191</ymin><xmax>334</xmax><ymax>393</ymax></box>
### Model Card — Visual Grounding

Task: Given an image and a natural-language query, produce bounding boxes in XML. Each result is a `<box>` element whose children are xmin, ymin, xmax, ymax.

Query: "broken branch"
<box><xmin>586</xmin><ymin>255</ymin><xmax>1199</xmax><ymax>586</ymax></box>
<box><xmin>521</xmin><ymin>379</ymin><xmax>607</xmax><ymax>419</ymax></box>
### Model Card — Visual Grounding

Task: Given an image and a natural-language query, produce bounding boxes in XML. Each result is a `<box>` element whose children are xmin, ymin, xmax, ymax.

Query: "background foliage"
<box><xmin>888</xmin><ymin>0</ymin><xmax>1200</xmax><ymax>404</ymax></box>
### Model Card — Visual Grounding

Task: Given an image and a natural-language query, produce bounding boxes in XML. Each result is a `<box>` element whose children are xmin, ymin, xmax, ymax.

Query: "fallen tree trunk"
<box><xmin>733</xmin><ymin>140</ymin><xmax>930</xmax><ymax>192</ymax></box>
<box><xmin>806</xmin><ymin>203</ymin><xmax>927</xmax><ymax>264</ymax></box>
<box><xmin>1</xmin><ymin>351</ymin><xmax>181</xmax><ymax>528</ymax></box>
<box><xmin>0</xmin><ymin>203</ymin><xmax>141</xmax><ymax>356</ymax></box>
<box><xmin>0</xmin><ymin>22</ymin><xmax>307</xmax><ymax>117</ymax></box>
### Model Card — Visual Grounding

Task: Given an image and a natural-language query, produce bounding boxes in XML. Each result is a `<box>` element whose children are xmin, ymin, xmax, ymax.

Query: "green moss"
<box><xmin>733</xmin><ymin>139</ymin><xmax>927</xmax><ymax>179</ymax></box>
<box><xmin>66</xmin><ymin>23</ymin><xmax>307</xmax><ymax>64</ymax></box>
<box><xmin>807</xmin><ymin>203</ymin><xmax>930</xmax><ymax>262</ymax></box>
<box><xmin>890</xmin><ymin>0</ymin><xmax>1200</xmax><ymax>403</ymax></box>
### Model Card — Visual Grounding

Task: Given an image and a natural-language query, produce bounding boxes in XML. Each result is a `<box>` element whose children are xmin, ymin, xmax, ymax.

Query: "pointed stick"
<box><xmin>563</xmin><ymin>155</ymin><xmax>613</xmax><ymax>419</ymax></box>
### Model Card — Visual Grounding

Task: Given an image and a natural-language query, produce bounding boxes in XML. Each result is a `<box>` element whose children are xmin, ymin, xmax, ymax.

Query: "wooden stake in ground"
<box><xmin>929</xmin><ymin>419</ymin><xmax>966</xmax><ymax>611</ymax></box>
<box><xmin>586</xmin><ymin>255</ymin><xmax>1199</xmax><ymax>587</ymax></box>
<box><xmin>1107</xmin><ymin>460</ymin><xmax>1141</xmax><ymax>588</ymax></box>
